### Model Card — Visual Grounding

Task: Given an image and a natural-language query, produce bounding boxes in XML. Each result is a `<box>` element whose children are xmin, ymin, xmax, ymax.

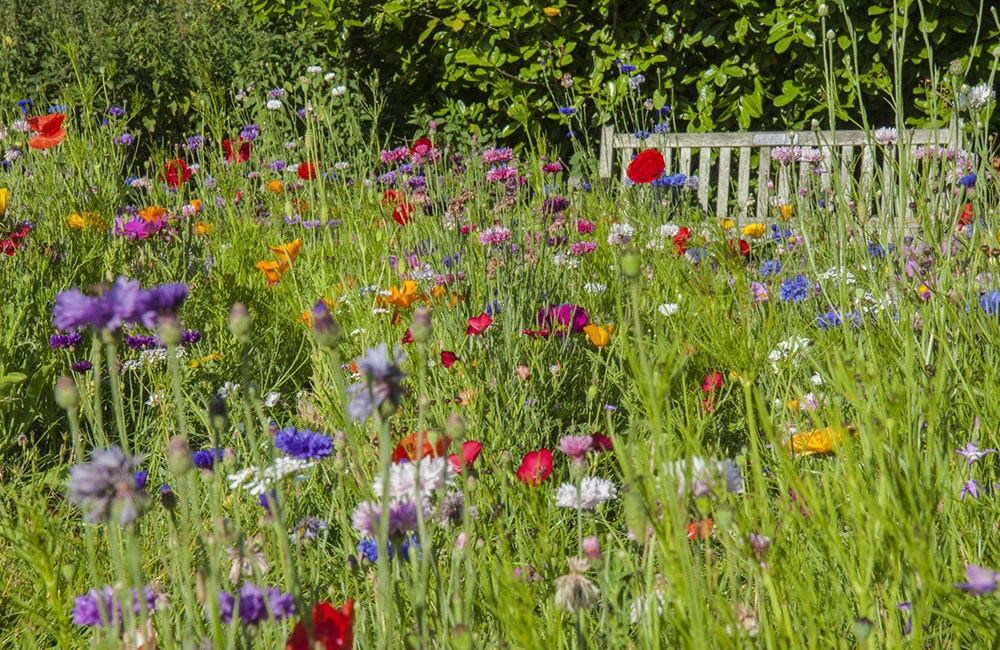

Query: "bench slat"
<box><xmin>698</xmin><ymin>148</ymin><xmax>712</xmax><ymax>211</ymax></box>
<box><xmin>679</xmin><ymin>148</ymin><xmax>692</xmax><ymax>177</ymax></box>
<box><xmin>756</xmin><ymin>147</ymin><xmax>771</xmax><ymax>220</ymax></box>
<box><xmin>716</xmin><ymin>147</ymin><xmax>731</xmax><ymax>222</ymax></box>
<box><xmin>737</xmin><ymin>147</ymin><xmax>751</xmax><ymax>220</ymax></box>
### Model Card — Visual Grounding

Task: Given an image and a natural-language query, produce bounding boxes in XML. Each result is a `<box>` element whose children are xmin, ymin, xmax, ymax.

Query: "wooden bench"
<box><xmin>597</xmin><ymin>125</ymin><xmax>964</xmax><ymax>222</ymax></box>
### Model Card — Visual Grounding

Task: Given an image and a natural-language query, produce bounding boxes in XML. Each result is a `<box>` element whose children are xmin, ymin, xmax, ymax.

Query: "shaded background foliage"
<box><xmin>1</xmin><ymin>0</ymin><xmax>997</xmax><ymax>146</ymax></box>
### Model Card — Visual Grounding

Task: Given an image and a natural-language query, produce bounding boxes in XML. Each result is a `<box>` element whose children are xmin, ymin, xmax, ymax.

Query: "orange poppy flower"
<box><xmin>392</xmin><ymin>430</ymin><xmax>450</xmax><ymax>464</ymax></box>
<box><xmin>194</xmin><ymin>221</ymin><xmax>212</xmax><ymax>235</ymax></box>
<box><xmin>256</xmin><ymin>259</ymin><xmax>289</xmax><ymax>285</ymax></box>
<box><xmin>384</xmin><ymin>280</ymin><xmax>421</xmax><ymax>309</ymax></box>
<box><xmin>138</xmin><ymin>206</ymin><xmax>166</xmax><ymax>223</ymax></box>
<box><xmin>267</xmin><ymin>180</ymin><xmax>284</xmax><ymax>193</ymax></box>
<box><xmin>269</xmin><ymin>238</ymin><xmax>302</xmax><ymax>263</ymax></box>
<box><xmin>188</xmin><ymin>199</ymin><xmax>202</xmax><ymax>212</ymax></box>
<box><xmin>686</xmin><ymin>518</ymin><xmax>713</xmax><ymax>540</ymax></box>
<box><xmin>582</xmin><ymin>324</ymin><xmax>615</xmax><ymax>347</ymax></box>
<box><xmin>27</xmin><ymin>114</ymin><xmax>67</xmax><ymax>149</ymax></box>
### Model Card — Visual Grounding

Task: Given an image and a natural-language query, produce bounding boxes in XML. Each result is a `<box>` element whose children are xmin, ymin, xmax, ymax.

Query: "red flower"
<box><xmin>673</xmin><ymin>227</ymin><xmax>691</xmax><ymax>255</ymax></box>
<box><xmin>286</xmin><ymin>600</ymin><xmax>353</xmax><ymax>650</ymax></box>
<box><xmin>517</xmin><ymin>449</ymin><xmax>553</xmax><ymax>485</ymax></box>
<box><xmin>382</xmin><ymin>190</ymin><xmax>402</xmax><ymax>206</ymax></box>
<box><xmin>298</xmin><ymin>162</ymin><xmax>318</xmax><ymax>180</ymax></box>
<box><xmin>162</xmin><ymin>159</ymin><xmax>193</xmax><ymax>188</ymax></box>
<box><xmin>626</xmin><ymin>149</ymin><xmax>665</xmax><ymax>184</ymax></box>
<box><xmin>466</xmin><ymin>313</ymin><xmax>492</xmax><ymax>335</ymax></box>
<box><xmin>401</xmin><ymin>329</ymin><xmax>414</xmax><ymax>344</ymax></box>
<box><xmin>411</xmin><ymin>137</ymin><xmax>433</xmax><ymax>155</ymax></box>
<box><xmin>392</xmin><ymin>430</ymin><xmax>449</xmax><ymax>464</ymax></box>
<box><xmin>448</xmin><ymin>440</ymin><xmax>483</xmax><ymax>473</ymax></box>
<box><xmin>591</xmin><ymin>433</ymin><xmax>613</xmax><ymax>451</ymax></box>
<box><xmin>440</xmin><ymin>350</ymin><xmax>457</xmax><ymax>367</ymax></box>
<box><xmin>223</xmin><ymin>138</ymin><xmax>251</xmax><ymax>163</ymax></box>
<box><xmin>393</xmin><ymin>202</ymin><xmax>414</xmax><ymax>226</ymax></box>
<box><xmin>686</xmin><ymin>518</ymin><xmax>713</xmax><ymax>540</ymax></box>
<box><xmin>522</xmin><ymin>329</ymin><xmax>551</xmax><ymax>338</ymax></box>
<box><xmin>27</xmin><ymin>113</ymin><xmax>67</xmax><ymax>149</ymax></box>
<box><xmin>958</xmin><ymin>202</ymin><xmax>974</xmax><ymax>230</ymax></box>
<box><xmin>701</xmin><ymin>371</ymin><xmax>723</xmax><ymax>412</ymax></box>
<box><xmin>730</xmin><ymin>239</ymin><xmax>749</xmax><ymax>257</ymax></box>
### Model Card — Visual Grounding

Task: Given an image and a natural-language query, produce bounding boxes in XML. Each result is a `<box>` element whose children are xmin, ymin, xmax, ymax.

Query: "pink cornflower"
<box><xmin>482</xmin><ymin>148</ymin><xmax>514</xmax><ymax>164</ymax></box>
<box><xmin>478</xmin><ymin>226</ymin><xmax>512</xmax><ymax>246</ymax></box>
<box><xmin>558</xmin><ymin>435</ymin><xmax>593</xmax><ymax>463</ymax></box>
<box><xmin>570</xmin><ymin>241</ymin><xmax>597</xmax><ymax>255</ymax></box>
<box><xmin>542</xmin><ymin>161</ymin><xmax>563</xmax><ymax>174</ymax></box>
<box><xmin>577</xmin><ymin>219</ymin><xmax>596</xmax><ymax>234</ymax></box>
<box><xmin>485</xmin><ymin>166</ymin><xmax>518</xmax><ymax>182</ymax></box>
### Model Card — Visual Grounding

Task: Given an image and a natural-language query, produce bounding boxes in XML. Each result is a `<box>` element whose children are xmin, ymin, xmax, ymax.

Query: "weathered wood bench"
<box><xmin>598</xmin><ymin>125</ymin><xmax>964</xmax><ymax>222</ymax></box>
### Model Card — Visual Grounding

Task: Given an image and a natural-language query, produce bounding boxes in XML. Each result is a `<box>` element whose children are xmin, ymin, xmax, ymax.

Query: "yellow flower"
<box><xmin>189</xmin><ymin>359</ymin><xmax>200</xmax><ymax>368</ymax></box>
<box><xmin>720</xmin><ymin>218</ymin><xmax>734</xmax><ymax>230</ymax></box>
<box><xmin>786</xmin><ymin>426</ymin><xmax>852</xmax><ymax>456</ymax></box>
<box><xmin>778</xmin><ymin>204</ymin><xmax>794</xmax><ymax>220</ymax></box>
<box><xmin>267</xmin><ymin>180</ymin><xmax>284</xmax><ymax>193</ymax></box>
<box><xmin>542</xmin><ymin>6</ymin><xmax>560</xmax><ymax>16</ymax></box>
<box><xmin>742</xmin><ymin>223</ymin><xmax>765</xmax><ymax>239</ymax></box>
<box><xmin>194</xmin><ymin>221</ymin><xmax>213</xmax><ymax>235</ymax></box>
<box><xmin>0</xmin><ymin>188</ymin><xmax>8</xmax><ymax>216</ymax></box>
<box><xmin>582</xmin><ymin>324</ymin><xmax>615</xmax><ymax>348</ymax></box>
<box><xmin>66</xmin><ymin>212</ymin><xmax>106</xmax><ymax>231</ymax></box>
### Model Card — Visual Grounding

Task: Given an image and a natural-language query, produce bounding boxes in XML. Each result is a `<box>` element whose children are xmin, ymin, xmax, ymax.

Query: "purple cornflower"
<box><xmin>896</xmin><ymin>602</ymin><xmax>912</xmax><ymax>636</ymax></box>
<box><xmin>240</xmin><ymin>124</ymin><xmax>260</xmax><ymax>141</ymax></box>
<box><xmin>960</xmin><ymin>479</ymin><xmax>981</xmax><ymax>501</ymax></box>
<box><xmin>72</xmin><ymin>585</ymin><xmax>158</xmax><ymax>627</ymax></box>
<box><xmin>108</xmin><ymin>106</ymin><xmax>125</xmax><ymax>117</ymax></box>
<box><xmin>192</xmin><ymin>448</ymin><xmax>225</xmax><ymax>469</ymax></box>
<box><xmin>346</xmin><ymin>344</ymin><xmax>406</xmax><ymax>422</ymax></box>
<box><xmin>955</xmin><ymin>442</ymin><xmax>995</xmax><ymax>465</ymax></box>
<box><xmin>71</xmin><ymin>360</ymin><xmax>92</xmax><ymax>373</ymax></box>
<box><xmin>955</xmin><ymin>564</ymin><xmax>1000</xmax><ymax>595</ymax></box>
<box><xmin>125</xmin><ymin>334</ymin><xmax>159</xmax><ymax>350</ymax></box>
<box><xmin>216</xmin><ymin>583</ymin><xmax>295</xmax><ymax>625</ymax></box>
<box><xmin>269</xmin><ymin>159</ymin><xmax>286</xmax><ymax>172</ymax></box>
<box><xmin>50</xmin><ymin>332</ymin><xmax>83</xmax><ymax>348</ymax></box>
<box><xmin>269</xmin><ymin>88</ymin><xmax>285</xmax><ymax>99</ymax></box>
<box><xmin>274</xmin><ymin>427</ymin><xmax>333</xmax><ymax>459</ymax></box>
<box><xmin>542</xmin><ymin>196</ymin><xmax>570</xmax><ymax>214</ymax></box>
<box><xmin>351</xmin><ymin>499</ymin><xmax>419</xmax><ymax>538</ymax></box>
<box><xmin>186</xmin><ymin>135</ymin><xmax>204</xmax><ymax>150</ymax></box>
<box><xmin>67</xmin><ymin>447</ymin><xmax>148</xmax><ymax>526</ymax></box>
<box><xmin>52</xmin><ymin>278</ymin><xmax>188</xmax><ymax>331</ymax></box>
<box><xmin>113</xmin><ymin>133</ymin><xmax>134</xmax><ymax>146</ymax></box>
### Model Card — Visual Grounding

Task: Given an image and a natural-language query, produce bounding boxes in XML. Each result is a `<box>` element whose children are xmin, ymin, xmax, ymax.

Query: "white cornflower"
<box><xmin>607</xmin><ymin>222</ymin><xmax>634</xmax><ymax>246</ymax></box>
<box><xmin>767</xmin><ymin>335</ymin><xmax>811</xmax><ymax>372</ymax></box>
<box><xmin>658</xmin><ymin>223</ymin><xmax>680</xmax><ymax>238</ymax></box>
<box><xmin>554</xmin><ymin>478</ymin><xmax>617</xmax><ymax>510</ymax></box>
<box><xmin>217</xmin><ymin>381</ymin><xmax>240</xmax><ymax>398</ymax></box>
<box><xmin>817</xmin><ymin>266</ymin><xmax>856</xmax><ymax>286</ymax></box>
<box><xmin>228</xmin><ymin>457</ymin><xmax>315</xmax><ymax>496</ymax></box>
<box><xmin>263</xmin><ymin>391</ymin><xmax>280</xmax><ymax>408</ymax></box>
<box><xmin>658</xmin><ymin>302</ymin><xmax>679</xmax><ymax>316</ymax></box>
<box><xmin>966</xmin><ymin>83</ymin><xmax>996</xmax><ymax>111</ymax></box>
<box><xmin>11</xmin><ymin>120</ymin><xmax>30</xmax><ymax>133</ymax></box>
<box><xmin>306</xmin><ymin>65</ymin><xmax>323</xmax><ymax>74</ymax></box>
<box><xmin>323</xmin><ymin>72</ymin><xmax>336</xmax><ymax>82</ymax></box>
<box><xmin>873</xmin><ymin>127</ymin><xmax>898</xmax><ymax>146</ymax></box>
<box><xmin>552</xmin><ymin>251</ymin><xmax>580</xmax><ymax>268</ymax></box>
<box><xmin>331</xmin><ymin>85</ymin><xmax>348</xmax><ymax>97</ymax></box>
<box><xmin>266</xmin><ymin>99</ymin><xmax>283</xmax><ymax>111</ymax></box>
<box><xmin>373</xmin><ymin>457</ymin><xmax>451</xmax><ymax>503</ymax></box>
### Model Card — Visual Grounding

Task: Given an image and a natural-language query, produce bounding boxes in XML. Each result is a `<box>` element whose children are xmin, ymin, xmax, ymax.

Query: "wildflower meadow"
<box><xmin>3</xmin><ymin>3</ymin><xmax>1000</xmax><ymax>648</ymax></box>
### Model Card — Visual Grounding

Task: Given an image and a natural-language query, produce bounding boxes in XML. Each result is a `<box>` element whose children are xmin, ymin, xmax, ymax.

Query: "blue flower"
<box><xmin>653</xmin><ymin>121</ymin><xmax>670</xmax><ymax>135</ymax></box>
<box><xmin>619</xmin><ymin>63</ymin><xmax>637</xmax><ymax>74</ymax></box>
<box><xmin>759</xmin><ymin>260</ymin><xmax>782</xmax><ymax>277</ymax></box>
<box><xmin>815</xmin><ymin>310</ymin><xmax>842</xmax><ymax>329</ymax></box>
<box><xmin>357</xmin><ymin>536</ymin><xmax>417</xmax><ymax>562</ymax></box>
<box><xmin>960</xmin><ymin>173</ymin><xmax>977</xmax><ymax>188</ymax></box>
<box><xmin>192</xmin><ymin>448</ymin><xmax>225</xmax><ymax>469</ymax></box>
<box><xmin>48</xmin><ymin>104</ymin><xmax>67</xmax><ymax>113</ymax></box>
<box><xmin>274</xmin><ymin>427</ymin><xmax>332</xmax><ymax>459</ymax></box>
<box><xmin>770</xmin><ymin>224</ymin><xmax>792</xmax><ymax>242</ymax></box>
<box><xmin>558</xmin><ymin>106</ymin><xmax>576</xmax><ymax>116</ymax></box>
<box><xmin>868</xmin><ymin>242</ymin><xmax>886</xmax><ymax>258</ymax></box>
<box><xmin>780</xmin><ymin>275</ymin><xmax>811</xmax><ymax>302</ymax></box>
<box><xmin>978</xmin><ymin>291</ymin><xmax>1000</xmax><ymax>316</ymax></box>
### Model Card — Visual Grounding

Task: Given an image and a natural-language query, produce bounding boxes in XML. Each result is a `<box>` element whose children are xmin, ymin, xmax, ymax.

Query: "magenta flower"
<box><xmin>537</xmin><ymin>304</ymin><xmax>588</xmax><ymax>334</ymax></box>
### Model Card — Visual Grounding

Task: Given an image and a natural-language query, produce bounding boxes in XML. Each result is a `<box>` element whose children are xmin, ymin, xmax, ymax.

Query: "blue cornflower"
<box><xmin>815</xmin><ymin>310</ymin><xmax>842</xmax><ymax>329</ymax></box>
<box><xmin>558</xmin><ymin>106</ymin><xmax>576</xmax><ymax>116</ymax></box>
<box><xmin>653</xmin><ymin>121</ymin><xmax>670</xmax><ymax>135</ymax></box>
<box><xmin>581</xmin><ymin>181</ymin><xmax>592</xmax><ymax>191</ymax></box>
<box><xmin>48</xmin><ymin>104</ymin><xmax>67</xmax><ymax>113</ymax></box>
<box><xmin>133</xmin><ymin>470</ymin><xmax>148</xmax><ymax>492</ymax></box>
<box><xmin>657</xmin><ymin>105</ymin><xmax>671</xmax><ymax>116</ymax></box>
<box><xmin>633</xmin><ymin>130</ymin><xmax>651</xmax><ymax>140</ymax></box>
<box><xmin>619</xmin><ymin>63</ymin><xmax>637</xmax><ymax>74</ymax></box>
<box><xmin>16</xmin><ymin>99</ymin><xmax>32</xmax><ymax>114</ymax></box>
<box><xmin>274</xmin><ymin>427</ymin><xmax>332</xmax><ymax>459</ymax></box>
<box><xmin>192</xmin><ymin>448</ymin><xmax>225</xmax><ymax>469</ymax></box>
<box><xmin>780</xmin><ymin>275</ymin><xmax>811</xmax><ymax>302</ymax></box>
<box><xmin>978</xmin><ymin>291</ymin><xmax>1000</xmax><ymax>316</ymax></box>
<box><xmin>960</xmin><ymin>173</ymin><xmax>977</xmax><ymax>188</ymax></box>
<box><xmin>357</xmin><ymin>536</ymin><xmax>417</xmax><ymax>563</ymax></box>
<box><xmin>759</xmin><ymin>260</ymin><xmax>782</xmax><ymax>277</ymax></box>
<box><xmin>868</xmin><ymin>242</ymin><xmax>886</xmax><ymax>258</ymax></box>
<box><xmin>770</xmin><ymin>224</ymin><xmax>792</xmax><ymax>242</ymax></box>
<box><xmin>240</xmin><ymin>124</ymin><xmax>260</xmax><ymax>141</ymax></box>
<box><xmin>485</xmin><ymin>300</ymin><xmax>502</xmax><ymax>317</ymax></box>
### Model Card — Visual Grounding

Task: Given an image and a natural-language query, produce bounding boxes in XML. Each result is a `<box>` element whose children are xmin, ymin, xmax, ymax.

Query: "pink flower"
<box><xmin>558</xmin><ymin>435</ymin><xmax>593</xmax><ymax>463</ymax></box>
<box><xmin>582</xmin><ymin>536</ymin><xmax>601</xmax><ymax>559</ymax></box>
<box><xmin>541</xmin><ymin>161</ymin><xmax>563</xmax><ymax>174</ymax></box>
<box><xmin>570</xmin><ymin>241</ymin><xmax>597</xmax><ymax>255</ymax></box>
<box><xmin>478</xmin><ymin>226</ymin><xmax>512</xmax><ymax>246</ymax></box>
<box><xmin>448</xmin><ymin>440</ymin><xmax>483</xmax><ymax>473</ymax></box>
<box><xmin>485</xmin><ymin>166</ymin><xmax>518</xmax><ymax>182</ymax></box>
<box><xmin>750</xmin><ymin>282</ymin><xmax>769</xmax><ymax>302</ymax></box>
<box><xmin>577</xmin><ymin>219</ymin><xmax>596</xmax><ymax>234</ymax></box>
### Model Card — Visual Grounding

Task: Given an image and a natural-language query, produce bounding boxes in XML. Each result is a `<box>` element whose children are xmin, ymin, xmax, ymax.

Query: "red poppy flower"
<box><xmin>626</xmin><ymin>149</ymin><xmax>665</xmax><ymax>184</ymax></box>
<box><xmin>959</xmin><ymin>202</ymin><xmax>974</xmax><ymax>230</ymax></box>
<box><xmin>411</xmin><ymin>137</ymin><xmax>433</xmax><ymax>155</ymax></box>
<box><xmin>27</xmin><ymin>113</ymin><xmax>67</xmax><ymax>149</ymax></box>
<box><xmin>517</xmin><ymin>449</ymin><xmax>553</xmax><ymax>485</ymax></box>
<box><xmin>522</xmin><ymin>329</ymin><xmax>551</xmax><ymax>338</ymax></box>
<box><xmin>162</xmin><ymin>159</ymin><xmax>193</xmax><ymax>188</ymax></box>
<box><xmin>730</xmin><ymin>239</ymin><xmax>749</xmax><ymax>257</ymax></box>
<box><xmin>673</xmin><ymin>227</ymin><xmax>691</xmax><ymax>255</ymax></box>
<box><xmin>702</xmin><ymin>371</ymin><xmax>722</xmax><ymax>394</ymax></box>
<box><xmin>223</xmin><ymin>138</ymin><xmax>251</xmax><ymax>163</ymax></box>
<box><xmin>440</xmin><ymin>350</ymin><xmax>457</xmax><ymax>367</ymax></box>
<box><xmin>591</xmin><ymin>433</ymin><xmax>613</xmax><ymax>451</ymax></box>
<box><xmin>393</xmin><ymin>202</ymin><xmax>414</xmax><ymax>226</ymax></box>
<box><xmin>298</xmin><ymin>162</ymin><xmax>318</xmax><ymax>180</ymax></box>
<box><xmin>392</xmin><ymin>430</ymin><xmax>449</xmax><ymax>464</ymax></box>
<box><xmin>286</xmin><ymin>600</ymin><xmax>353</xmax><ymax>650</ymax></box>
<box><xmin>382</xmin><ymin>190</ymin><xmax>402</xmax><ymax>206</ymax></box>
<box><xmin>686</xmin><ymin>518</ymin><xmax>713</xmax><ymax>540</ymax></box>
<box><xmin>448</xmin><ymin>440</ymin><xmax>483</xmax><ymax>473</ymax></box>
<box><xmin>466</xmin><ymin>313</ymin><xmax>493</xmax><ymax>335</ymax></box>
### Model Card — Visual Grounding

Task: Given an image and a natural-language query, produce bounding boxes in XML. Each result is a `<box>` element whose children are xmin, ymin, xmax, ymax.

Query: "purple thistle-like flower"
<box><xmin>955</xmin><ymin>442</ymin><xmax>995</xmax><ymax>465</ymax></box>
<box><xmin>71</xmin><ymin>360</ymin><xmax>93</xmax><ymax>373</ymax></box>
<box><xmin>113</xmin><ymin>133</ymin><xmax>134</xmax><ymax>146</ymax></box>
<box><xmin>67</xmin><ymin>447</ymin><xmax>148</xmax><ymax>526</ymax></box>
<box><xmin>72</xmin><ymin>585</ymin><xmax>158</xmax><ymax>627</ymax></box>
<box><xmin>216</xmin><ymin>584</ymin><xmax>295</xmax><ymax>625</ymax></box>
<box><xmin>347</xmin><ymin>344</ymin><xmax>406</xmax><ymax>422</ymax></box>
<box><xmin>955</xmin><ymin>564</ymin><xmax>1000</xmax><ymax>595</ymax></box>
<box><xmin>50</xmin><ymin>332</ymin><xmax>83</xmax><ymax>348</ymax></box>
<box><xmin>108</xmin><ymin>107</ymin><xmax>125</xmax><ymax>117</ymax></box>
<box><xmin>240</xmin><ymin>124</ymin><xmax>260</xmax><ymax>141</ymax></box>
<box><xmin>558</xmin><ymin>435</ymin><xmax>593</xmax><ymax>462</ymax></box>
<box><xmin>274</xmin><ymin>427</ymin><xmax>332</xmax><ymax>459</ymax></box>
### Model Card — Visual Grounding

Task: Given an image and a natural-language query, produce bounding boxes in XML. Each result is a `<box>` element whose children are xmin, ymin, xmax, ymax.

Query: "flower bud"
<box><xmin>209</xmin><ymin>396</ymin><xmax>229</xmax><ymax>433</ymax></box>
<box><xmin>949</xmin><ymin>59</ymin><xmax>964</xmax><ymax>77</ymax></box>
<box><xmin>825</xmin><ymin>29</ymin><xmax>835</xmax><ymax>40</ymax></box>
<box><xmin>445</xmin><ymin>412</ymin><xmax>467</xmax><ymax>441</ymax></box>
<box><xmin>621</xmin><ymin>250</ymin><xmax>641</xmax><ymax>278</ymax></box>
<box><xmin>159</xmin><ymin>484</ymin><xmax>177</xmax><ymax>511</ymax></box>
<box><xmin>157</xmin><ymin>313</ymin><xmax>183</xmax><ymax>347</ymax></box>
<box><xmin>817</xmin><ymin>3</ymin><xmax>829</xmax><ymax>17</ymax></box>
<box><xmin>54</xmin><ymin>375</ymin><xmax>79</xmax><ymax>410</ymax></box>
<box><xmin>311</xmin><ymin>300</ymin><xmax>341</xmax><ymax>348</ymax></box>
<box><xmin>228</xmin><ymin>303</ymin><xmax>252</xmax><ymax>344</ymax></box>
<box><xmin>410</xmin><ymin>306</ymin><xmax>432</xmax><ymax>343</ymax></box>
<box><xmin>167</xmin><ymin>436</ymin><xmax>193</xmax><ymax>475</ymax></box>
<box><xmin>582</xmin><ymin>535</ymin><xmax>601</xmax><ymax>559</ymax></box>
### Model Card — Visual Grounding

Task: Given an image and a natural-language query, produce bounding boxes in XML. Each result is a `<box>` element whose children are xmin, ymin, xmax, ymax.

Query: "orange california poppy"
<box><xmin>27</xmin><ymin>114</ymin><xmax>67</xmax><ymax>149</ymax></box>
<box><xmin>385</xmin><ymin>280</ymin><xmax>421</xmax><ymax>309</ymax></box>
<box><xmin>686</xmin><ymin>518</ymin><xmax>714</xmax><ymax>540</ymax></box>
<box><xmin>269</xmin><ymin>238</ymin><xmax>302</xmax><ymax>263</ymax></box>
<box><xmin>786</xmin><ymin>426</ymin><xmax>846</xmax><ymax>456</ymax></box>
<box><xmin>188</xmin><ymin>199</ymin><xmax>202</xmax><ymax>212</ymax></box>
<box><xmin>582</xmin><ymin>324</ymin><xmax>615</xmax><ymax>347</ymax></box>
<box><xmin>392</xmin><ymin>430</ymin><xmax>450</xmax><ymax>464</ymax></box>
<box><xmin>138</xmin><ymin>206</ymin><xmax>167</xmax><ymax>223</ymax></box>
<box><xmin>256</xmin><ymin>259</ymin><xmax>289</xmax><ymax>285</ymax></box>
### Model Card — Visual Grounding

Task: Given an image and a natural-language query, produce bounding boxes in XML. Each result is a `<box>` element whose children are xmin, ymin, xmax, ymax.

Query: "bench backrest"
<box><xmin>598</xmin><ymin>125</ymin><xmax>963</xmax><ymax>222</ymax></box>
